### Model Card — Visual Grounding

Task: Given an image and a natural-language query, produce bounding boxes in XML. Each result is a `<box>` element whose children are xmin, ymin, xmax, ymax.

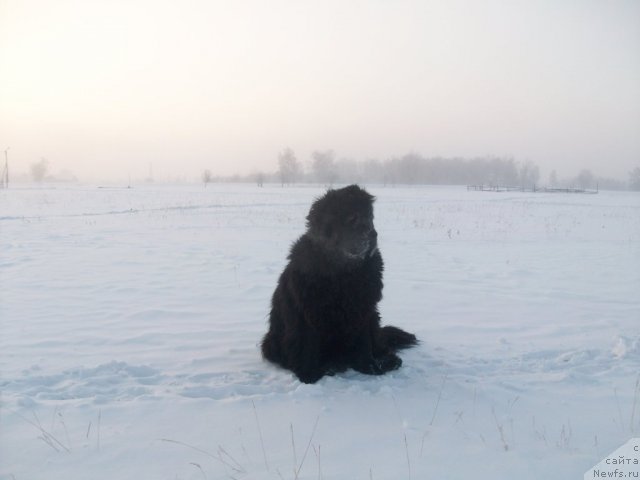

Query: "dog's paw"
<box><xmin>377</xmin><ymin>353</ymin><xmax>402</xmax><ymax>372</ymax></box>
<box><xmin>295</xmin><ymin>369</ymin><xmax>326</xmax><ymax>384</ymax></box>
<box><xmin>352</xmin><ymin>354</ymin><xmax>402</xmax><ymax>376</ymax></box>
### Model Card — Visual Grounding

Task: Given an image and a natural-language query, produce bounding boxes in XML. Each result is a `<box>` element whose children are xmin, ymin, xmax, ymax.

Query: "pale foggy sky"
<box><xmin>1</xmin><ymin>0</ymin><xmax>639</xmax><ymax>182</ymax></box>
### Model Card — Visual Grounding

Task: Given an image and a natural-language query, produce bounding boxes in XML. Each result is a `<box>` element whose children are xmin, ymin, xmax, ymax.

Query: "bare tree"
<box><xmin>518</xmin><ymin>160</ymin><xmax>540</xmax><ymax>188</ymax></box>
<box><xmin>395</xmin><ymin>154</ymin><xmax>428</xmax><ymax>184</ymax></box>
<box><xmin>629</xmin><ymin>167</ymin><xmax>640</xmax><ymax>191</ymax></box>
<box><xmin>335</xmin><ymin>158</ymin><xmax>361</xmax><ymax>184</ymax></box>
<box><xmin>361</xmin><ymin>158</ymin><xmax>384</xmax><ymax>184</ymax></box>
<box><xmin>31</xmin><ymin>158</ymin><xmax>49</xmax><ymax>183</ymax></box>
<box><xmin>202</xmin><ymin>169</ymin><xmax>213</xmax><ymax>187</ymax></box>
<box><xmin>311</xmin><ymin>150</ymin><xmax>338</xmax><ymax>185</ymax></box>
<box><xmin>277</xmin><ymin>148</ymin><xmax>301</xmax><ymax>186</ymax></box>
<box><xmin>575</xmin><ymin>169</ymin><xmax>595</xmax><ymax>189</ymax></box>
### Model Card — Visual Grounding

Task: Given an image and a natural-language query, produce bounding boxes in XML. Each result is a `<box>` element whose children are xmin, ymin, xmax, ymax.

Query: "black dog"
<box><xmin>261</xmin><ymin>185</ymin><xmax>417</xmax><ymax>383</ymax></box>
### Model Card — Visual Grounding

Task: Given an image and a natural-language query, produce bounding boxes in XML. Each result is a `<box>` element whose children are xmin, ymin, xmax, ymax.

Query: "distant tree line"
<box><xmin>201</xmin><ymin>149</ymin><xmax>637</xmax><ymax>191</ymax></box>
<box><xmin>23</xmin><ymin>158</ymin><xmax>79</xmax><ymax>184</ymax></box>
<box><xmin>265</xmin><ymin>150</ymin><xmax>539</xmax><ymax>187</ymax></box>
<box><xmin>628</xmin><ymin>167</ymin><xmax>640</xmax><ymax>191</ymax></box>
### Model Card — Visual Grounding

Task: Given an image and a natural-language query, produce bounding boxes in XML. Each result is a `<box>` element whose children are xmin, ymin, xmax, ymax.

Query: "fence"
<box><xmin>466</xmin><ymin>185</ymin><xmax>598</xmax><ymax>194</ymax></box>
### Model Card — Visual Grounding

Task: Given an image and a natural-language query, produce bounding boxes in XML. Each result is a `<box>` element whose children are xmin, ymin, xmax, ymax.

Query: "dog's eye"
<box><xmin>347</xmin><ymin>214</ymin><xmax>359</xmax><ymax>225</ymax></box>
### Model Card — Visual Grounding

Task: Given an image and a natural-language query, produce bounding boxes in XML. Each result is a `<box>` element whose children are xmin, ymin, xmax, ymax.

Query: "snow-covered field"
<box><xmin>1</xmin><ymin>184</ymin><xmax>639</xmax><ymax>479</ymax></box>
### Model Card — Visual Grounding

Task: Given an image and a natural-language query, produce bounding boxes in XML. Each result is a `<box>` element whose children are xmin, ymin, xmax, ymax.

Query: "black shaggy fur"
<box><xmin>261</xmin><ymin>184</ymin><xmax>417</xmax><ymax>384</ymax></box>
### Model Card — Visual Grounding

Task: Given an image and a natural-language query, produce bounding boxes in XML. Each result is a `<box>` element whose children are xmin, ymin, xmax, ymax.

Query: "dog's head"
<box><xmin>306</xmin><ymin>185</ymin><xmax>378</xmax><ymax>259</ymax></box>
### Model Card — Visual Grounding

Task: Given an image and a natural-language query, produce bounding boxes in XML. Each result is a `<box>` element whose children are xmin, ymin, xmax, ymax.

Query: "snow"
<box><xmin>1</xmin><ymin>184</ymin><xmax>639</xmax><ymax>479</ymax></box>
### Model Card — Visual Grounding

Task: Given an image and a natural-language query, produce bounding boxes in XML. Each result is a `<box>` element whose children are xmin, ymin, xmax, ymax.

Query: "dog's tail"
<box><xmin>379</xmin><ymin>325</ymin><xmax>418</xmax><ymax>352</ymax></box>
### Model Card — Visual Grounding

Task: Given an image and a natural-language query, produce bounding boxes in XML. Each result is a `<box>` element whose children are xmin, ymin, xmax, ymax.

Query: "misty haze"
<box><xmin>1</xmin><ymin>1</ymin><xmax>639</xmax><ymax>185</ymax></box>
<box><xmin>1</xmin><ymin>2</ymin><xmax>639</xmax><ymax>479</ymax></box>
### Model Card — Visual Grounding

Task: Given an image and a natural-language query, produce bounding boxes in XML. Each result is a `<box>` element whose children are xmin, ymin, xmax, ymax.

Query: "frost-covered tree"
<box><xmin>336</xmin><ymin>158</ymin><xmax>361</xmax><ymax>184</ymax></box>
<box><xmin>575</xmin><ymin>169</ymin><xmax>595</xmax><ymax>189</ymax></box>
<box><xmin>518</xmin><ymin>160</ymin><xmax>540</xmax><ymax>188</ymax></box>
<box><xmin>31</xmin><ymin>158</ymin><xmax>49</xmax><ymax>183</ymax></box>
<box><xmin>278</xmin><ymin>148</ymin><xmax>301</xmax><ymax>186</ymax></box>
<box><xmin>395</xmin><ymin>153</ymin><xmax>428</xmax><ymax>184</ymax></box>
<box><xmin>311</xmin><ymin>150</ymin><xmax>338</xmax><ymax>185</ymax></box>
<box><xmin>361</xmin><ymin>158</ymin><xmax>384</xmax><ymax>184</ymax></box>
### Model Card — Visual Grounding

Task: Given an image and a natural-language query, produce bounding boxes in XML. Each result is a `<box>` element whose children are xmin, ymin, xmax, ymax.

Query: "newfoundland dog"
<box><xmin>261</xmin><ymin>184</ymin><xmax>417</xmax><ymax>383</ymax></box>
